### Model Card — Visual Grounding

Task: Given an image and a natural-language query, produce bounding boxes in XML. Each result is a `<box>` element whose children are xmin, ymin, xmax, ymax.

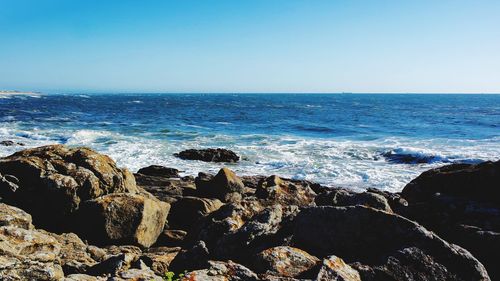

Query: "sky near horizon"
<box><xmin>0</xmin><ymin>0</ymin><xmax>499</xmax><ymax>93</ymax></box>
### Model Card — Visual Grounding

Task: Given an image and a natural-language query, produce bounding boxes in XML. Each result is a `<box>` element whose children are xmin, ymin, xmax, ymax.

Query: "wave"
<box><xmin>1</xmin><ymin>123</ymin><xmax>498</xmax><ymax>192</ymax></box>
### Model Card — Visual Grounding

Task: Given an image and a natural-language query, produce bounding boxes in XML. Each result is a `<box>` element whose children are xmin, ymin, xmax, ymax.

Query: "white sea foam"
<box><xmin>1</xmin><ymin>124</ymin><xmax>499</xmax><ymax>192</ymax></box>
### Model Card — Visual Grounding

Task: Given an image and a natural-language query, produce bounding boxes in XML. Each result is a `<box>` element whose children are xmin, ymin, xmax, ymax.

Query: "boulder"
<box><xmin>64</xmin><ymin>274</ymin><xmax>106</xmax><ymax>281</ymax></box>
<box><xmin>78</xmin><ymin>193</ymin><xmax>170</xmax><ymax>247</ymax></box>
<box><xmin>316</xmin><ymin>255</ymin><xmax>361</xmax><ymax>281</ymax></box>
<box><xmin>253</xmin><ymin>246</ymin><xmax>320</xmax><ymax>278</ymax></box>
<box><xmin>0</xmin><ymin>145</ymin><xmax>138</xmax><ymax>231</ymax></box>
<box><xmin>256</xmin><ymin>175</ymin><xmax>316</xmax><ymax>207</ymax></box>
<box><xmin>184</xmin><ymin>260</ymin><xmax>259</xmax><ymax>281</ymax></box>
<box><xmin>400</xmin><ymin>160</ymin><xmax>500</xmax><ymax>280</ymax></box>
<box><xmin>292</xmin><ymin>206</ymin><xmax>490</xmax><ymax>280</ymax></box>
<box><xmin>168</xmin><ymin>196</ymin><xmax>223</xmax><ymax>230</ymax></box>
<box><xmin>315</xmin><ymin>189</ymin><xmax>392</xmax><ymax>213</ymax></box>
<box><xmin>174</xmin><ymin>148</ymin><xmax>240</xmax><ymax>163</ymax></box>
<box><xmin>137</xmin><ymin>165</ymin><xmax>180</xmax><ymax>178</ymax></box>
<box><xmin>196</xmin><ymin>168</ymin><xmax>245</xmax><ymax>201</ymax></box>
<box><xmin>168</xmin><ymin>240</ymin><xmax>211</xmax><ymax>273</ymax></box>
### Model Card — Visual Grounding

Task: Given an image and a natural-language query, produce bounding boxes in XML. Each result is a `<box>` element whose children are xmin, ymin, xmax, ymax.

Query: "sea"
<box><xmin>1</xmin><ymin>93</ymin><xmax>499</xmax><ymax>192</ymax></box>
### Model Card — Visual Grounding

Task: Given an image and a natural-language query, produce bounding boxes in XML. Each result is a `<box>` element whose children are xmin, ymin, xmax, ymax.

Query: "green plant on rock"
<box><xmin>164</xmin><ymin>270</ymin><xmax>187</xmax><ymax>281</ymax></box>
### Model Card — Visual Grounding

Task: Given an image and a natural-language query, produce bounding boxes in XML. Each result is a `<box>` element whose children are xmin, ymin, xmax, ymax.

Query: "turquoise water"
<box><xmin>1</xmin><ymin>93</ymin><xmax>499</xmax><ymax>191</ymax></box>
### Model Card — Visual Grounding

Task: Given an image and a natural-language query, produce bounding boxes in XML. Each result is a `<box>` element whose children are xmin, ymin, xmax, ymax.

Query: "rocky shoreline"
<box><xmin>0</xmin><ymin>145</ymin><xmax>498</xmax><ymax>280</ymax></box>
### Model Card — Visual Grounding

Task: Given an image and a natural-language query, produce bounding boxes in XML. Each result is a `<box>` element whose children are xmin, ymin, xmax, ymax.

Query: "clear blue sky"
<box><xmin>0</xmin><ymin>0</ymin><xmax>499</xmax><ymax>93</ymax></box>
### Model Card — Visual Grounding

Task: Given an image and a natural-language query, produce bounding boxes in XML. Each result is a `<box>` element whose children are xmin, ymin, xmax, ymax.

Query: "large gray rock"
<box><xmin>78</xmin><ymin>193</ymin><xmax>170</xmax><ymax>247</ymax></box>
<box><xmin>0</xmin><ymin>145</ymin><xmax>138</xmax><ymax>231</ymax></box>
<box><xmin>292</xmin><ymin>206</ymin><xmax>490</xmax><ymax>281</ymax></box>
<box><xmin>167</xmin><ymin>196</ymin><xmax>223</xmax><ymax>230</ymax></box>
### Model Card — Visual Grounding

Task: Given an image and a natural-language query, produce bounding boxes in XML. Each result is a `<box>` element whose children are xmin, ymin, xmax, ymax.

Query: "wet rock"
<box><xmin>292</xmin><ymin>206</ymin><xmax>490</xmax><ymax>280</ymax></box>
<box><xmin>78</xmin><ymin>193</ymin><xmax>170</xmax><ymax>247</ymax></box>
<box><xmin>253</xmin><ymin>246</ymin><xmax>320</xmax><ymax>278</ymax></box>
<box><xmin>0</xmin><ymin>203</ymin><xmax>33</xmax><ymax>229</ymax></box>
<box><xmin>316</xmin><ymin>255</ymin><xmax>361</xmax><ymax>281</ymax></box>
<box><xmin>256</xmin><ymin>175</ymin><xmax>316</xmax><ymax>207</ymax></box>
<box><xmin>137</xmin><ymin>165</ymin><xmax>180</xmax><ymax>178</ymax></box>
<box><xmin>174</xmin><ymin>148</ymin><xmax>240</xmax><ymax>163</ymax></box>
<box><xmin>184</xmin><ymin>260</ymin><xmax>259</xmax><ymax>281</ymax></box>
<box><xmin>196</xmin><ymin>168</ymin><xmax>245</xmax><ymax>201</ymax></box>
<box><xmin>400</xmin><ymin>160</ymin><xmax>500</xmax><ymax>280</ymax></box>
<box><xmin>168</xmin><ymin>196</ymin><xmax>223</xmax><ymax>230</ymax></box>
<box><xmin>0</xmin><ymin>140</ymin><xmax>24</xmax><ymax>146</ymax></box>
<box><xmin>0</xmin><ymin>145</ymin><xmax>138</xmax><ymax>231</ymax></box>
<box><xmin>140</xmin><ymin>246</ymin><xmax>181</xmax><ymax>275</ymax></box>
<box><xmin>315</xmin><ymin>189</ymin><xmax>392</xmax><ymax>212</ymax></box>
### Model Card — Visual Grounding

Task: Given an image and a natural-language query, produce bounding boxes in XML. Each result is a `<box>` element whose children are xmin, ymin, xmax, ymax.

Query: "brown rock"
<box><xmin>254</xmin><ymin>246</ymin><xmax>320</xmax><ymax>278</ymax></box>
<box><xmin>78</xmin><ymin>193</ymin><xmax>170</xmax><ymax>247</ymax></box>
<box><xmin>0</xmin><ymin>203</ymin><xmax>33</xmax><ymax>229</ymax></box>
<box><xmin>196</xmin><ymin>168</ymin><xmax>245</xmax><ymax>201</ymax></box>
<box><xmin>140</xmin><ymin>247</ymin><xmax>181</xmax><ymax>275</ymax></box>
<box><xmin>0</xmin><ymin>145</ymin><xmax>138</xmax><ymax>231</ymax></box>
<box><xmin>168</xmin><ymin>196</ymin><xmax>223</xmax><ymax>230</ymax></box>
<box><xmin>256</xmin><ymin>175</ymin><xmax>316</xmax><ymax>207</ymax></box>
<box><xmin>184</xmin><ymin>260</ymin><xmax>259</xmax><ymax>280</ymax></box>
<box><xmin>316</xmin><ymin>255</ymin><xmax>361</xmax><ymax>281</ymax></box>
<box><xmin>156</xmin><ymin>229</ymin><xmax>188</xmax><ymax>247</ymax></box>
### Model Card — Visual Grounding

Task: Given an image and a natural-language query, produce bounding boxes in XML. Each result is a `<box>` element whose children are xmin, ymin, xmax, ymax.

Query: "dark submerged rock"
<box><xmin>0</xmin><ymin>140</ymin><xmax>25</xmax><ymax>146</ymax></box>
<box><xmin>174</xmin><ymin>148</ymin><xmax>240</xmax><ymax>163</ymax></box>
<box><xmin>137</xmin><ymin>165</ymin><xmax>180</xmax><ymax>178</ymax></box>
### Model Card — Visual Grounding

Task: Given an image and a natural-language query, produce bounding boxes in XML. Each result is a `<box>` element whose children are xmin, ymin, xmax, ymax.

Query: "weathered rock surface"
<box><xmin>168</xmin><ymin>196</ymin><xmax>223</xmax><ymax>230</ymax></box>
<box><xmin>156</xmin><ymin>229</ymin><xmax>188</xmax><ymax>247</ymax></box>
<box><xmin>253</xmin><ymin>246</ymin><xmax>320</xmax><ymax>278</ymax></box>
<box><xmin>78</xmin><ymin>193</ymin><xmax>170</xmax><ymax>247</ymax></box>
<box><xmin>139</xmin><ymin>246</ymin><xmax>180</xmax><ymax>275</ymax></box>
<box><xmin>184</xmin><ymin>260</ymin><xmax>259</xmax><ymax>281</ymax></box>
<box><xmin>196</xmin><ymin>168</ymin><xmax>245</xmax><ymax>201</ymax></box>
<box><xmin>400</xmin><ymin>160</ymin><xmax>500</xmax><ymax>280</ymax></box>
<box><xmin>315</xmin><ymin>189</ymin><xmax>392</xmax><ymax>212</ymax></box>
<box><xmin>174</xmin><ymin>148</ymin><xmax>240</xmax><ymax>163</ymax></box>
<box><xmin>0</xmin><ymin>203</ymin><xmax>33</xmax><ymax>229</ymax></box>
<box><xmin>0</xmin><ymin>225</ymin><xmax>64</xmax><ymax>280</ymax></box>
<box><xmin>292</xmin><ymin>206</ymin><xmax>490</xmax><ymax>280</ymax></box>
<box><xmin>0</xmin><ymin>145</ymin><xmax>138</xmax><ymax>230</ymax></box>
<box><xmin>316</xmin><ymin>255</ymin><xmax>361</xmax><ymax>281</ymax></box>
<box><xmin>256</xmin><ymin>175</ymin><xmax>316</xmax><ymax>207</ymax></box>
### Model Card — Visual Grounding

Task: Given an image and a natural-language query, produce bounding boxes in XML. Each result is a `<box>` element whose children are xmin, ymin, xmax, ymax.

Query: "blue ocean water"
<box><xmin>1</xmin><ymin>93</ymin><xmax>499</xmax><ymax>191</ymax></box>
